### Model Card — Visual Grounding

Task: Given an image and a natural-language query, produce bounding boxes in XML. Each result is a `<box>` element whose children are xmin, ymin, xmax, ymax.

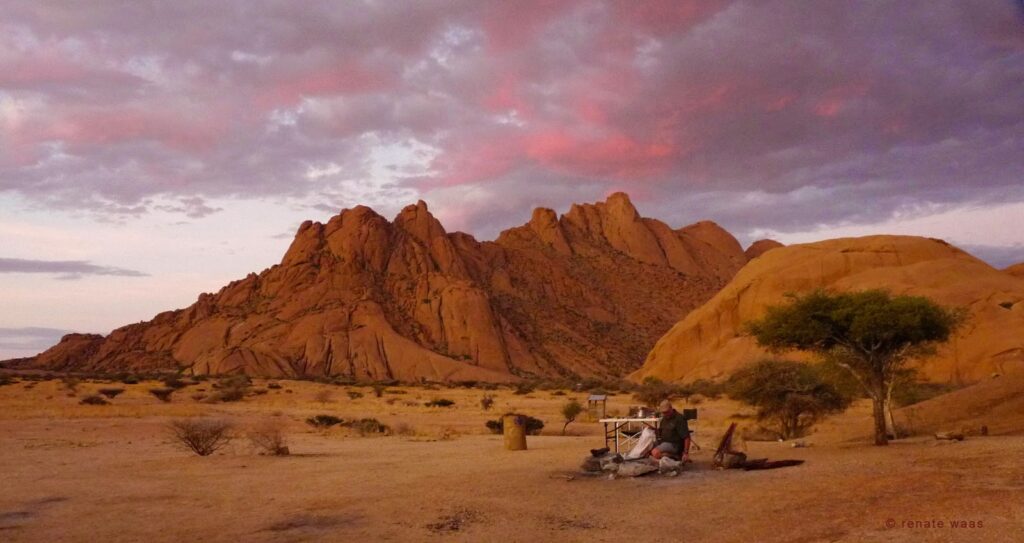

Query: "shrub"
<box><xmin>247</xmin><ymin>420</ymin><xmax>289</xmax><ymax>455</ymax></box>
<box><xmin>725</xmin><ymin>360</ymin><xmax>851</xmax><ymax>439</ymax></box>
<box><xmin>632</xmin><ymin>377</ymin><xmax>681</xmax><ymax>407</ymax></box>
<box><xmin>343</xmin><ymin>418</ymin><xmax>389</xmax><ymax>436</ymax></box>
<box><xmin>120</xmin><ymin>375</ymin><xmax>140</xmax><ymax>385</ymax></box>
<box><xmin>62</xmin><ymin>377</ymin><xmax>80</xmax><ymax>393</ymax></box>
<box><xmin>306</xmin><ymin>414</ymin><xmax>343</xmax><ymax>428</ymax></box>
<box><xmin>208</xmin><ymin>388</ymin><xmax>245</xmax><ymax>402</ymax></box>
<box><xmin>561</xmin><ymin>399</ymin><xmax>584</xmax><ymax>435</ymax></box>
<box><xmin>681</xmin><ymin>379</ymin><xmax>724</xmax><ymax>400</ymax></box>
<box><xmin>512</xmin><ymin>382</ymin><xmax>535</xmax><ymax>395</ymax></box>
<box><xmin>267</xmin><ymin>382</ymin><xmax>283</xmax><ymax>390</ymax></box>
<box><xmin>372</xmin><ymin>384</ymin><xmax>385</xmax><ymax>398</ymax></box>
<box><xmin>550</xmin><ymin>390</ymin><xmax>566</xmax><ymax>396</ymax></box>
<box><xmin>149</xmin><ymin>387</ymin><xmax>175</xmax><ymax>402</ymax></box>
<box><xmin>98</xmin><ymin>388</ymin><xmax>124</xmax><ymax>399</ymax></box>
<box><xmin>191</xmin><ymin>393</ymin><xmax>207</xmax><ymax>401</ymax></box>
<box><xmin>168</xmin><ymin>418</ymin><xmax>233</xmax><ymax>456</ymax></box>
<box><xmin>314</xmin><ymin>389</ymin><xmax>333</xmax><ymax>404</ymax></box>
<box><xmin>250</xmin><ymin>388</ymin><xmax>268</xmax><ymax>395</ymax></box>
<box><xmin>347</xmin><ymin>391</ymin><xmax>364</xmax><ymax>400</ymax></box>
<box><xmin>80</xmin><ymin>394</ymin><xmax>109</xmax><ymax>406</ymax></box>
<box><xmin>426</xmin><ymin>398</ymin><xmax>455</xmax><ymax>408</ymax></box>
<box><xmin>485</xmin><ymin>413</ymin><xmax>544</xmax><ymax>435</ymax></box>
<box><xmin>0</xmin><ymin>375</ymin><xmax>16</xmax><ymax>387</ymax></box>
<box><xmin>162</xmin><ymin>376</ymin><xmax>188</xmax><ymax>390</ymax></box>
<box><xmin>480</xmin><ymin>394</ymin><xmax>495</xmax><ymax>410</ymax></box>
<box><xmin>392</xmin><ymin>421</ymin><xmax>417</xmax><ymax>436</ymax></box>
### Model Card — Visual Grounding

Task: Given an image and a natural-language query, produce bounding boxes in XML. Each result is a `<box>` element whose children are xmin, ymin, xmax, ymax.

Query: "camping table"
<box><xmin>599</xmin><ymin>417</ymin><xmax>659</xmax><ymax>454</ymax></box>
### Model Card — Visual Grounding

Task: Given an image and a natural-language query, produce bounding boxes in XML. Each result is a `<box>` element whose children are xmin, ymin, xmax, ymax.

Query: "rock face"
<box><xmin>633</xmin><ymin>236</ymin><xmax>1024</xmax><ymax>384</ymax></box>
<box><xmin>744</xmin><ymin>239</ymin><xmax>783</xmax><ymax>260</ymax></box>
<box><xmin>23</xmin><ymin>193</ymin><xmax>752</xmax><ymax>381</ymax></box>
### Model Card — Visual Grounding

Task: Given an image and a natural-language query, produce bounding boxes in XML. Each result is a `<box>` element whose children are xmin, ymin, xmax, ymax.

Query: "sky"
<box><xmin>1</xmin><ymin>1</ymin><xmax>1023</xmax><ymax>359</ymax></box>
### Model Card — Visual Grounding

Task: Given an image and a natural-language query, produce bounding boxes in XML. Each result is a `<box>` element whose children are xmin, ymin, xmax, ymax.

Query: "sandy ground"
<box><xmin>1</xmin><ymin>378</ymin><xmax>1022</xmax><ymax>542</ymax></box>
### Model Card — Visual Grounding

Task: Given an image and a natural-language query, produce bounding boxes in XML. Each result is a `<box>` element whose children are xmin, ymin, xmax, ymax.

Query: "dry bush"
<box><xmin>372</xmin><ymin>384</ymin><xmax>385</xmax><ymax>397</ymax></box>
<box><xmin>512</xmin><ymin>382</ymin><xmax>535</xmax><ymax>395</ymax></box>
<box><xmin>79</xmin><ymin>394</ymin><xmax>109</xmax><ymax>405</ymax></box>
<box><xmin>149</xmin><ymin>387</ymin><xmax>175</xmax><ymax>402</ymax></box>
<box><xmin>314</xmin><ymin>389</ymin><xmax>333</xmax><ymax>404</ymax></box>
<box><xmin>247</xmin><ymin>420</ymin><xmax>289</xmax><ymax>455</ymax></box>
<box><xmin>425</xmin><ymin>398</ymin><xmax>455</xmax><ymax>408</ymax></box>
<box><xmin>267</xmin><ymin>382</ymin><xmax>283</xmax><ymax>390</ymax></box>
<box><xmin>162</xmin><ymin>376</ymin><xmax>188</xmax><ymax>390</ymax></box>
<box><xmin>191</xmin><ymin>393</ymin><xmax>207</xmax><ymax>401</ymax></box>
<box><xmin>480</xmin><ymin>394</ymin><xmax>494</xmax><ymax>410</ymax></box>
<box><xmin>392</xmin><ymin>421</ymin><xmax>417</xmax><ymax>436</ymax></box>
<box><xmin>346</xmin><ymin>390</ymin><xmax>364</xmax><ymax>400</ymax></box>
<box><xmin>168</xmin><ymin>418</ymin><xmax>233</xmax><ymax>456</ymax></box>
<box><xmin>98</xmin><ymin>388</ymin><xmax>124</xmax><ymax>399</ymax></box>
<box><xmin>61</xmin><ymin>377</ymin><xmax>80</xmax><ymax>393</ymax></box>
<box><xmin>345</xmin><ymin>418</ymin><xmax>389</xmax><ymax>436</ymax></box>
<box><xmin>306</xmin><ymin>414</ymin><xmax>343</xmax><ymax>428</ymax></box>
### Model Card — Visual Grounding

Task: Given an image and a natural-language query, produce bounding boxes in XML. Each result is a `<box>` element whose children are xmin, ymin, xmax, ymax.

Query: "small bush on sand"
<box><xmin>347</xmin><ymin>391</ymin><xmax>364</xmax><ymax>400</ymax></box>
<box><xmin>512</xmin><ymin>382</ymin><xmax>535</xmax><ymax>395</ymax></box>
<box><xmin>162</xmin><ymin>376</ymin><xmax>188</xmax><ymax>390</ymax></box>
<box><xmin>306</xmin><ymin>414</ymin><xmax>343</xmax><ymax>428</ymax></box>
<box><xmin>247</xmin><ymin>420</ymin><xmax>289</xmax><ymax>456</ymax></box>
<box><xmin>426</xmin><ymin>398</ymin><xmax>455</xmax><ymax>408</ymax></box>
<box><xmin>550</xmin><ymin>390</ymin><xmax>566</xmax><ymax>396</ymax></box>
<box><xmin>561</xmin><ymin>399</ymin><xmax>584</xmax><ymax>435</ymax></box>
<box><xmin>149</xmin><ymin>387</ymin><xmax>175</xmax><ymax>402</ymax></box>
<box><xmin>392</xmin><ymin>421</ymin><xmax>417</xmax><ymax>436</ymax></box>
<box><xmin>168</xmin><ymin>418</ymin><xmax>233</xmax><ymax>456</ymax></box>
<box><xmin>485</xmin><ymin>413</ymin><xmax>544</xmax><ymax>435</ymax></box>
<box><xmin>120</xmin><ymin>375</ymin><xmax>140</xmax><ymax>385</ymax></box>
<box><xmin>267</xmin><ymin>382</ymin><xmax>283</xmax><ymax>390</ymax></box>
<box><xmin>191</xmin><ymin>393</ymin><xmax>207</xmax><ymax>401</ymax></box>
<box><xmin>80</xmin><ymin>394</ymin><xmax>109</xmax><ymax>406</ymax></box>
<box><xmin>343</xmin><ymin>418</ymin><xmax>389</xmax><ymax>436</ymax></box>
<box><xmin>480</xmin><ymin>394</ymin><xmax>494</xmax><ymax>410</ymax></box>
<box><xmin>98</xmin><ymin>388</ymin><xmax>124</xmax><ymax>398</ymax></box>
<box><xmin>0</xmin><ymin>375</ymin><xmax>16</xmax><ymax>387</ymax></box>
<box><xmin>725</xmin><ymin>360</ymin><xmax>850</xmax><ymax>439</ymax></box>
<box><xmin>372</xmin><ymin>384</ymin><xmax>386</xmax><ymax>398</ymax></box>
<box><xmin>314</xmin><ymin>389</ymin><xmax>333</xmax><ymax>404</ymax></box>
<box><xmin>62</xmin><ymin>377</ymin><xmax>80</xmax><ymax>393</ymax></box>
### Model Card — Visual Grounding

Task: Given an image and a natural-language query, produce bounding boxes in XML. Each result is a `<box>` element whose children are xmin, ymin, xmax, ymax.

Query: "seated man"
<box><xmin>650</xmin><ymin>400</ymin><xmax>691</xmax><ymax>462</ymax></box>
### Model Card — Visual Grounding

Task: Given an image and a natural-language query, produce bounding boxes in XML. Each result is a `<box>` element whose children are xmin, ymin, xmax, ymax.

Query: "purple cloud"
<box><xmin>0</xmin><ymin>0</ymin><xmax>1020</xmax><ymax>240</ymax></box>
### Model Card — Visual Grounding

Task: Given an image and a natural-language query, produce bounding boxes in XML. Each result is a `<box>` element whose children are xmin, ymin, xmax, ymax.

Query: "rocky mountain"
<box><xmin>1005</xmin><ymin>262</ymin><xmax>1024</xmax><ymax>278</ymax></box>
<box><xmin>22</xmin><ymin>193</ymin><xmax>756</xmax><ymax>381</ymax></box>
<box><xmin>633</xmin><ymin>236</ymin><xmax>1024</xmax><ymax>384</ymax></box>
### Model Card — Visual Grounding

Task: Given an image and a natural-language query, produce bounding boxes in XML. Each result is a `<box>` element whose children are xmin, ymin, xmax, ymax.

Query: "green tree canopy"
<box><xmin>745</xmin><ymin>289</ymin><xmax>963</xmax><ymax>445</ymax></box>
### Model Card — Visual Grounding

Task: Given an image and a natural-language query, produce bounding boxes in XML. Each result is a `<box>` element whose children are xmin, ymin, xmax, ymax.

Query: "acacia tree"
<box><xmin>746</xmin><ymin>289</ymin><xmax>963</xmax><ymax>446</ymax></box>
<box><xmin>561</xmin><ymin>399</ymin><xmax>584</xmax><ymax>435</ymax></box>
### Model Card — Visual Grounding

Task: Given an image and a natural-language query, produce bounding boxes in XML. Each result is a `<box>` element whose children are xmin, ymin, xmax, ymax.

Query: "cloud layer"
<box><xmin>0</xmin><ymin>257</ymin><xmax>147</xmax><ymax>279</ymax></box>
<box><xmin>1</xmin><ymin>1</ymin><xmax>1022</xmax><ymax>238</ymax></box>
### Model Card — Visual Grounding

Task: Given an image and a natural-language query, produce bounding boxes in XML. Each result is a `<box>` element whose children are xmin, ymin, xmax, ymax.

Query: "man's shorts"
<box><xmin>653</xmin><ymin>442</ymin><xmax>680</xmax><ymax>455</ymax></box>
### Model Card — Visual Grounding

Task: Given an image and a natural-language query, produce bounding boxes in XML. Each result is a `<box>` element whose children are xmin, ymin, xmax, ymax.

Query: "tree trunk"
<box><xmin>884</xmin><ymin>397</ymin><xmax>898</xmax><ymax>438</ymax></box>
<box><xmin>871</xmin><ymin>394</ymin><xmax>888</xmax><ymax>446</ymax></box>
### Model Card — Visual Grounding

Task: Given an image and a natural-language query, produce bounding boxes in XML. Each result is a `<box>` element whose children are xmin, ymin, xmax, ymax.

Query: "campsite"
<box><xmin>1</xmin><ymin>375</ymin><xmax>1020</xmax><ymax>542</ymax></box>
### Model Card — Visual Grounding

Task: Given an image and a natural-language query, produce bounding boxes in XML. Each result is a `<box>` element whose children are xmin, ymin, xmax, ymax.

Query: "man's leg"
<box><xmin>682</xmin><ymin>436</ymin><xmax>692</xmax><ymax>462</ymax></box>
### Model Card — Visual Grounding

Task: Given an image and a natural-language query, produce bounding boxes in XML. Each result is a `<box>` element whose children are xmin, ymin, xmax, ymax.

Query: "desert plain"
<box><xmin>2</xmin><ymin>375</ymin><xmax>1021</xmax><ymax>543</ymax></box>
